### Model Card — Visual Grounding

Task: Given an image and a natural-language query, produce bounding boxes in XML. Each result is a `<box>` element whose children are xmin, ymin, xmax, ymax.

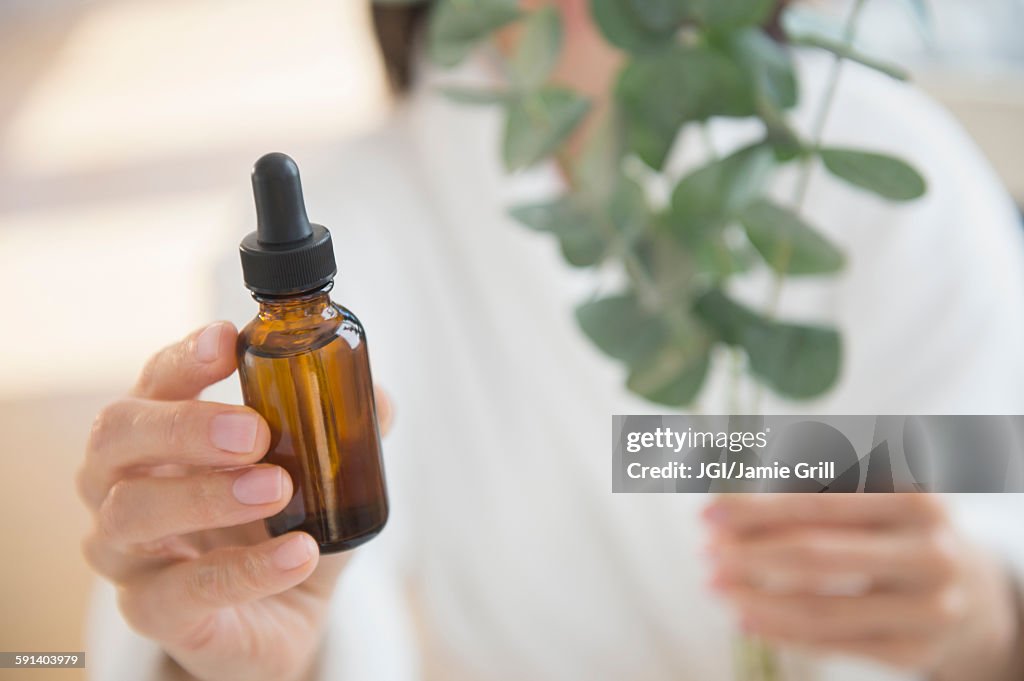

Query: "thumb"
<box><xmin>133</xmin><ymin>321</ymin><xmax>239</xmax><ymax>401</ymax></box>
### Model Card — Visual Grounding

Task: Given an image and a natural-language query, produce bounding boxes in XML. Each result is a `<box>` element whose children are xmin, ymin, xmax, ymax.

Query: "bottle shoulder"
<box><xmin>238</xmin><ymin>301</ymin><xmax>365</xmax><ymax>359</ymax></box>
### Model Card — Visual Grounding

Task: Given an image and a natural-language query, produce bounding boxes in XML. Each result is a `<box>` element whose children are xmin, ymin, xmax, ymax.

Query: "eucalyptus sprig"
<box><xmin>372</xmin><ymin>5</ymin><xmax>927</xmax><ymax>678</ymax></box>
<box><xmin>407</xmin><ymin>0</ymin><xmax>927</xmax><ymax>409</ymax></box>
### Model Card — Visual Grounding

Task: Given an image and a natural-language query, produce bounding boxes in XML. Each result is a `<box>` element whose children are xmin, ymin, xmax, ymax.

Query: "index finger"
<box><xmin>374</xmin><ymin>386</ymin><xmax>393</xmax><ymax>436</ymax></box>
<box><xmin>133</xmin><ymin>321</ymin><xmax>239</xmax><ymax>401</ymax></box>
<box><xmin>704</xmin><ymin>493</ymin><xmax>946</xmax><ymax>533</ymax></box>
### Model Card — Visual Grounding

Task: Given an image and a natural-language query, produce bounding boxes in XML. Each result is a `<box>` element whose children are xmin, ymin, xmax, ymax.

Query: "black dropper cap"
<box><xmin>239</xmin><ymin>152</ymin><xmax>337</xmax><ymax>295</ymax></box>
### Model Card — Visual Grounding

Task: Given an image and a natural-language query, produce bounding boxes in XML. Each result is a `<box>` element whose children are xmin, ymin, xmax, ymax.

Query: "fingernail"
<box><xmin>195</xmin><ymin>323</ymin><xmax>224</xmax><ymax>363</ymax></box>
<box><xmin>273</xmin><ymin>535</ymin><xmax>315</xmax><ymax>570</ymax></box>
<box><xmin>702</xmin><ymin>505</ymin><xmax>728</xmax><ymax>525</ymax></box>
<box><xmin>232</xmin><ymin>467</ymin><xmax>282</xmax><ymax>505</ymax></box>
<box><xmin>210</xmin><ymin>413</ymin><xmax>260</xmax><ymax>453</ymax></box>
<box><xmin>707</xmin><ymin>572</ymin><xmax>730</xmax><ymax>593</ymax></box>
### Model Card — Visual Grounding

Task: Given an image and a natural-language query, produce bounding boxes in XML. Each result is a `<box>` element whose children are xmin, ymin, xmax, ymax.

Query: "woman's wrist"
<box><xmin>933</xmin><ymin>548</ymin><xmax>1024</xmax><ymax>681</ymax></box>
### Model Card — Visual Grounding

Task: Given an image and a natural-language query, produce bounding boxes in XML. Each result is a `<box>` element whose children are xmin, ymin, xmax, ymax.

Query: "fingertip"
<box><xmin>706</xmin><ymin>570</ymin><xmax>732</xmax><ymax>595</ymax></box>
<box><xmin>192</xmin><ymin>321</ymin><xmax>238</xmax><ymax>364</ymax></box>
<box><xmin>374</xmin><ymin>386</ymin><xmax>393</xmax><ymax>436</ymax></box>
<box><xmin>208</xmin><ymin>408</ymin><xmax>265</xmax><ymax>456</ymax></box>
<box><xmin>249</xmin><ymin>408</ymin><xmax>272</xmax><ymax>457</ymax></box>
<box><xmin>277</xmin><ymin>465</ymin><xmax>295</xmax><ymax>501</ymax></box>
<box><xmin>272</xmin><ymin>532</ymin><xmax>319</xmax><ymax>572</ymax></box>
<box><xmin>194</xmin><ymin>322</ymin><xmax>224</xmax><ymax>363</ymax></box>
<box><xmin>906</xmin><ymin>493</ymin><xmax>947</xmax><ymax>526</ymax></box>
<box><xmin>738</xmin><ymin>615</ymin><xmax>759</xmax><ymax>635</ymax></box>
<box><xmin>702</xmin><ymin>501</ymin><xmax>729</xmax><ymax>525</ymax></box>
<box><xmin>136</xmin><ymin>322</ymin><xmax>241</xmax><ymax>400</ymax></box>
<box><xmin>701</xmin><ymin>540</ymin><xmax>722</xmax><ymax>560</ymax></box>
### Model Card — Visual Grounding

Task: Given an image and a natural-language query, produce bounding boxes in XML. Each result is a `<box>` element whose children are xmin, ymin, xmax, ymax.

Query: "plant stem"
<box><xmin>735</xmin><ymin>634</ymin><xmax>783</xmax><ymax>681</ymax></box>
<box><xmin>728</xmin><ymin>348</ymin><xmax>743</xmax><ymax>415</ymax></box>
<box><xmin>789</xmin><ymin>0</ymin><xmax>869</xmax><ymax>209</ymax></box>
<box><xmin>750</xmin><ymin>0</ymin><xmax>869</xmax><ymax>413</ymax></box>
<box><xmin>736</xmin><ymin>6</ymin><xmax>873</xmax><ymax>679</ymax></box>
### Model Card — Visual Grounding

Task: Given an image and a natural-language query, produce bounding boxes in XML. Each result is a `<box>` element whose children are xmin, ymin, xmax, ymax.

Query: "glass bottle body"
<box><xmin>237</xmin><ymin>286</ymin><xmax>388</xmax><ymax>553</ymax></box>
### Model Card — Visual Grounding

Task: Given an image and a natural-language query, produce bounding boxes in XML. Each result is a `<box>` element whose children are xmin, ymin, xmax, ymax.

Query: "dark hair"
<box><xmin>369</xmin><ymin>2</ymin><xmax>788</xmax><ymax>95</ymax></box>
<box><xmin>371</xmin><ymin>3</ymin><xmax>432</xmax><ymax>94</ymax></box>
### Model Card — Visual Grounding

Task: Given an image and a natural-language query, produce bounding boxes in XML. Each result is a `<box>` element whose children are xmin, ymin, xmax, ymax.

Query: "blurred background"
<box><xmin>0</xmin><ymin>0</ymin><xmax>1020</xmax><ymax>679</ymax></box>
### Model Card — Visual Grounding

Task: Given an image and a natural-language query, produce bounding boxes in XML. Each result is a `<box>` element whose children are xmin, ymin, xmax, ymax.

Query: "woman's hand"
<box><xmin>704</xmin><ymin>494</ymin><xmax>1024</xmax><ymax>680</ymax></box>
<box><xmin>77</xmin><ymin>322</ymin><xmax>393</xmax><ymax>681</ymax></box>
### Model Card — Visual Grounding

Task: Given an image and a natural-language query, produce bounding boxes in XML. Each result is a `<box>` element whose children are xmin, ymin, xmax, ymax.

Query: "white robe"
<box><xmin>87</xmin><ymin>50</ymin><xmax>1024</xmax><ymax>681</ymax></box>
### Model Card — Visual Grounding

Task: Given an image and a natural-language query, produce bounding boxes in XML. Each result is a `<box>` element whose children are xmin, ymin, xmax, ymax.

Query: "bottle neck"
<box><xmin>253</xmin><ymin>283</ymin><xmax>334</xmax><ymax>322</ymax></box>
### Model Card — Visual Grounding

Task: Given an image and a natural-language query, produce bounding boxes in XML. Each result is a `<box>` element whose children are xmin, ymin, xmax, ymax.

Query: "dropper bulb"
<box><xmin>240</xmin><ymin>151</ymin><xmax>336</xmax><ymax>295</ymax></box>
<box><xmin>252</xmin><ymin>152</ymin><xmax>312</xmax><ymax>245</ymax></box>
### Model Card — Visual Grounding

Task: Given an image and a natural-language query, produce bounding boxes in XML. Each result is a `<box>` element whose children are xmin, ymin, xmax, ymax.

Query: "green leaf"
<box><xmin>742</xmin><ymin>316</ymin><xmax>841</xmax><ymax>399</ymax></box>
<box><xmin>503</xmin><ymin>87</ymin><xmax>591</xmax><ymax>171</ymax></box>
<box><xmin>575</xmin><ymin>288</ymin><xmax>712</xmax><ymax>406</ymax></box>
<box><xmin>695</xmin><ymin>289</ymin><xmax>841</xmax><ymax>399</ymax></box>
<box><xmin>509</xmin><ymin>197</ymin><xmax>606</xmax><ymax>266</ymax></box>
<box><xmin>616</xmin><ymin>44</ymin><xmax>763</xmax><ymax>168</ymax></box>
<box><xmin>592</xmin><ymin>0</ymin><xmax>771</xmax><ymax>38</ymax></box>
<box><xmin>633</xmin><ymin>229</ymin><xmax>698</xmax><ymax>299</ymax></box>
<box><xmin>590</xmin><ymin>0</ymin><xmax>678</xmax><ymax>54</ymax></box>
<box><xmin>740</xmin><ymin>199</ymin><xmax>844</xmax><ymax>275</ymax></box>
<box><xmin>625</xmin><ymin>0</ymin><xmax>688</xmax><ymax>32</ymax></box>
<box><xmin>819</xmin><ymin>148</ymin><xmax>927</xmax><ymax>201</ymax></box>
<box><xmin>615</xmin><ymin>50</ymin><xmax>682</xmax><ymax>167</ymax></box>
<box><xmin>693</xmin><ymin>288</ymin><xmax>755</xmax><ymax>344</ymax></box>
<box><xmin>685</xmin><ymin>0</ymin><xmax>774</xmax><ymax>28</ymax></box>
<box><xmin>788</xmin><ymin>33</ymin><xmax>909</xmax><ymax>81</ymax></box>
<box><xmin>693</xmin><ymin>236</ymin><xmax>758</xmax><ymax>281</ymax></box>
<box><xmin>722</xmin><ymin>29</ymin><xmax>802</xmax><ymax>159</ymax></box>
<box><xmin>509</xmin><ymin>197</ymin><xmax>577</xmax><ymax>232</ymax></box>
<box><xmin>727</xmin><ymin>28</ymin><xmax>798</xmax><ymax>111</ymax></box>
<box><xmin>437</xmin><ymin>86</ymin><xmax>512</xmax><ymax>106</ymax></box>
<box><xmin>627</xmin><ymin>343</ymin><xmax>711</xmax><ymax>406</ymax></box>
<box><xmin>759</xmin><ymin>105</ymin><xmax>804</xmax><ymax>161</ymax></box>
<box><xmin>620</xmin><ymin>112</ymin><xmax>679</xmax><ymax>172</ymax></box>
<box><xmin>608</xmin><ymin>175</ymin><xmax>650</xmax><ymax>243</ymax></box>
<box><xmin>573</xmin><ymin>110</ymin><xmax>626</xmax><ymax>200</ymax></box>
<box><xmin>510</xmin><ymin>171</ymin><xmax>644</xmax><ymax>266</ymax></box>
<box><xmin>667</xmin><ymin>143</ymin><xmax>775</xmax><ymax>243</ymax></box>
<box><xmin>575</xmin><ymin>293</ymin><xmax>670</xmax><ymax>365</ymax></box>
<box><xmin>508</xmin><ymin>6</ymin><xmax>562</xmax><ymax>89</ymax></box>
<box><xmin>427</xmin><ymin>0</ymin><xmax>521</xmax><ymax>67</ymax></box>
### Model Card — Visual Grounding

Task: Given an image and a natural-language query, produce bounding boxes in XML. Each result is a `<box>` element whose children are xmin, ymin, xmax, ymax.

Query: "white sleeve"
<box><xmin>84</xmin><ymin>557</ymin><xmax>422</xmax><ymax>681</ymax></box>
<box><xmin>85</xmin><ymin>580</ymin><xmax>172</xmax><ymax>680</ymax></box>
<box><xmin>320</xmin><ymin>551</ymin><xmax>421</xmax><ymax>681</ymax></box>
<box><xmin>947</xmin><ymin>494</ymin><xmax>1024</xmax><ymax>579</ymax></box>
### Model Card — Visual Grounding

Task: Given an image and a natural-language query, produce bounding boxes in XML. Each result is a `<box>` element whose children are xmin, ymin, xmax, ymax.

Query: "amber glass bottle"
<box><xmin>236</xmin><ymin>152</ymin><xmax>387</xmax><ymax>553</ymax></box>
